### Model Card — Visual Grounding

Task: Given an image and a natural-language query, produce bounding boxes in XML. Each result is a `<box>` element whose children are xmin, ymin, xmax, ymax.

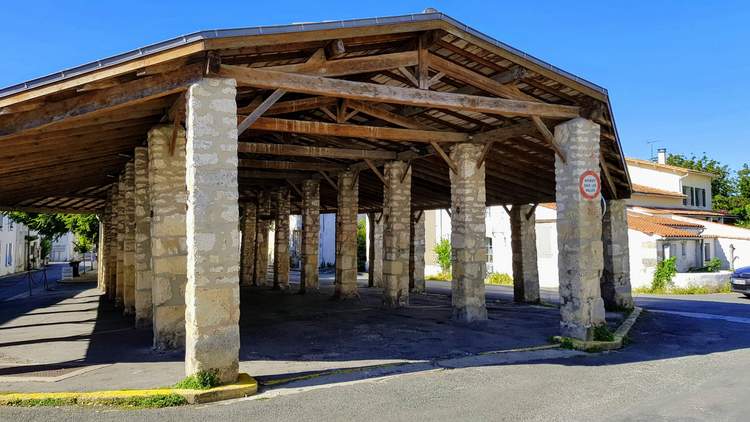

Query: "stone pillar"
<box><xmin>184</xmin><ymin>78</ymin><xmax>241</xmax><ymax>383</ymax></box>
<box><xmin>134</xmin><ymin>147</ymin><xmax>153</xmax><ymax>328</ymax></box>
<box><xmin>410</xmin><ymin>210</ymin><xmax>426</xmax><ymax>294</ymax></box>
<box><xmin>334</xmin><ymin>170</ymin><xmax>359</xmax><ymax>299</ymax></box>
<box><xmin>254</xmin><ymin>191</ymin><xmax>271</xmax><ymax>287</ymax></box>
<box><xmin>601</xmin><ymin>199</ymin><xmax>634</xmax><ymax>310</ymax></box>
<box><xmin>123</xmin><ymin>162</ymin><xmax>136</xmax><ymax>316</ymax></box>
<box><xmin>554</xmin><ymin>117</ymin><xmax>606</xmax><ymax>340</ymax></box>
<box><xmin>240</xmin><ymin>204</ymin><xmax>256</xmax><ymax>287</ymax></box>
<box><xmin>100</xmin><ymin>198</ymin><xmax>112</xmax><ymax>295</ymax></box>
<box><xmin>148</xmin><ymin>124</ymin><xmax>188</xmax><ymax>350</ymax></box>
<box><xmin>449</xmin><ymin>143</ymin><xmax>488</xmax><ymax>323</ymax></box>
<box><xmin>371</xmin><ymin>213</ymin><xmax>384</xmax><ymax>288</ymax></box>
<box><xmin>115</xmin><ymin>175</ymin><xmax>126</xmax><ymax>309</ymax></box>
<box><xmin>300</xmin><ymin>180</ymin><xmax>320</xmax><ymax>293</ymax></box>
<box><xmin>107</xmin><ymin>184</ymin><xmax>119</xmax><ymax>302</ymax></box>
<box><xmin>382</xmin><ymin>161</ymin><xmax>411</xmax><ymax>308</ymax></box>
<box><xmin>510</xmin><ymin>205</ymin><xmax>540</xmax><ymax>303</ymax></box>
<box><xmin>273</xmin><ymin>187</ymin><xmax>291</xmax><ymax>291</ymax></box>
<box><xmin>367</xmin><ymin>213</ymin><xmax>376</xmax><ymax>287</ymax></box>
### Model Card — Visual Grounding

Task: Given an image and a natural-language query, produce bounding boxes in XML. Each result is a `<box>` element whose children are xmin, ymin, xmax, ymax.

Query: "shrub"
<box><xmin>651</xmin><ymin>256</ymin><xmax>677</xmax><ymax>293</ymax></box>
<box><xmin>485</xmin><ymin>272</ymin><xmax>513</xmax><ymax>285</ymax></box>
<box><xmin>593</xmin><ymin>325</ymin><xmax>614</xmax><ymax>342</ymax></box>
<box><xmin>173</xmin><ymin>370</ymin><xmax>219</xmax><ymax>390</ymax></box>
<box><xmin>706</xmin><ymin>257</ymin><xmax>721</xmax><ymax>272</ymax></box>
<box><xmin>356</xmin><ymin>219</ymin><xmax>367</xmax><ymax>272</ymax></box>
<box><xmin>426</xmin><ymin>271</ymin><xmax>452</xmax><ymax>282</ymax></box>
<box><xmin>434</xmin><ymin>239</ymin><xmax>452</xmax><ymax>273</ymax></box>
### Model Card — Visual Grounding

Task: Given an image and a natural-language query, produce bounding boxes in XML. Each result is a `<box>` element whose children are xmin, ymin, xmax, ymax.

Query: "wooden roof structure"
<box><xmin>0</xmin><ymin>11</ymin><xmax>632</xmax><ymax>214</ymax></box>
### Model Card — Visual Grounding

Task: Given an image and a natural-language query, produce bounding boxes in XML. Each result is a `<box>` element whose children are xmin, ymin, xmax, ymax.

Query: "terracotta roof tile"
<box><xmin>627</xmin><ymin>212</ymin><xmax>702</xmax><ymax>238</ymax></box>
<box><xmin>631</xmin><ymin>184</ymin><xmax>685</xmax><ymax>198</ymax></box>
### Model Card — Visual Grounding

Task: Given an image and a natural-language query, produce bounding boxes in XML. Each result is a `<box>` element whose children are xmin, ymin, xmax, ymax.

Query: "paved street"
<box><xmin>0</xmin><ymin>276</ymin><xmax>747</xmax><ymax>421</ymax></box>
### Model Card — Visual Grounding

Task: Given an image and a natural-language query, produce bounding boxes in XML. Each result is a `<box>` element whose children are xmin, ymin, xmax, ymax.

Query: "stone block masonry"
<box><xmin>371</xmin><ymin>213</ymin><xmax>384</xmax><ymax>288</ymax></box>
<box><xmin>410</xmin><ymin>210</ymin><xmax>425</xmax><ymax>294</ymax></box>
<box><xmin>184</xmin><ymin>78</ymin><xmax>241</xmax><ymax>383</ymax></box>
<box><xmin>107</xmin><ymin>184</ymin><xmax>119</xmax><ymax>302</ymax></box>
<box><xmin>601</xmin><ymin>199</ymin><xmax>634</xmax><ymax>310</ymax></box>
<box><xmin>115</xmin><ymin>175</ymin><xmax>126</xmax><ymax>309</ymax></box>
<box><xmin>449</xmin><ymin>143</ymin><xmax>488</xmax><ymax>323</ymax></box>
<box><xmin>273</xmin><ymin>187</ymin><xmax>291</xmax><ymax>291</ymax></box>
<box><xmin>300</xmin><ymin>179</ymin><xmax>320</xmax><ymax>293</ymax></box>
<box><xmin>554</xmin><ymin>117</ymin><xmax>606</xmax><ymax>341</ymax></box>
<box><xmin>134</xmin><ymin>147</ymin><xmax>153</xmax><ymax>328</ymax></box>
<box><xmin>240</xmin><ymin>204</ymin><xmax>256</xmax><ymax>287</ymax></box>
<box><xmin>254</xmin><ymin>191</ymin><xmax>271</xmax><ymax>287</ymax></box>
<box><xmin>334</xmin><ymin>170</ymin><xmax>359</xmax><ymax>299</ymax></box>
<box><xmin>148</xmin><ymin>124</ymin><xmax>188</xmax><ymax>350</ymax></box>
<box><xmin>510</xmin><ymin>204</ymin><xmax>540</xmax><ymax>303</ymax></box>
<box><xmin>382</xmin><ymin>161</ymin><xmax>411</xmax><ymax>308</ymax></box>
<box><xmin>122</xmin><ymin>161</ymin><xmax>136</xmax><ymax>316</ymax></box>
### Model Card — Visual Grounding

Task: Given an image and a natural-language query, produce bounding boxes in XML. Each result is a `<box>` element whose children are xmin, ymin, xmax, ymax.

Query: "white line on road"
<box><xmin>649</xmin><ymin>309</ymin><xmax>750</xmax><ymax>325</ymax></box>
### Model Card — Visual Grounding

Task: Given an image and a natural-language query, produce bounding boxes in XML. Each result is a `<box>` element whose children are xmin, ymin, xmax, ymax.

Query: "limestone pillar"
<box><xmin>97</xmin><ymin>214</ymin><xmax>106</xmax><ymax>291</ymax></box>
<box><xmin>371</xmin><ymin>213</ymin><xmax>384</xmax><ymax>288</ymax></box>
<box><xmin>449</xmin><ymin>143</ymin><xmax>488</xmax><ymax>322</ymax></box>
<box><xmin>123</xmin><ymin>162</ymin><xmax>136</xmax><ymax>316</ymax></box>
<box><xmin>601</xmin><ymin>199</ymin><xmax>634</xmax><ymax>310</ymax></box>
<box><xmin>240</xmin><ymin>204</ymin><xmax>256</xmax><ymax>287</ymax></box>
<box><xmin>254</xmin><ymin>191</ymin><xmax>271</xmax><ymax>287</ymax></box>
<box><xmin>148</xmin><ymin>124</ymin><xmax>188</xmax><ymax>350</ymax></box>
<box><xmin>134</xmin><ymin>147</ymin><xmax>153</xmax><ymax>328</ymax></box>
<box><xmin>273</xmin><ymin>187</ymin><xmax>291</xmax><ymax>291</ymax></box>
<box><xmin>410</xmin><ymin>210</ymin><xmax>426</xmax><ymax>294</ymax></box>
<box><xmin>107</xmin><ymin>184</ymin><xmax>119</xmax><ymax>302</ymax></box>
<box><xmin>300</xmin><ymin>180</ymin><xmax>320</xmax><ymax>293</ymax></box>
<box><xmin>184</xmin><ymin>78</ymin><xmax>241</xmax><ymax>383</ymax></box>
<box><xmin>554</xmin><ymin>117</ymin><xmax>606</xmax><ymax>340</ymax></box>
<box><xmin>101</xmin><ymin>196</ymin><xmax>113</xmax><ymax>296</ymax></box>
<box><xmin>382</xmin><ymin>161</ymin><xmax>411</xmax><ymax>307</ymax></box>
<box><xmin>115</xmin><ymin>175</ymin><xmax>126</xmax><ymax>309</ymax></box>
<box><xmin>334</xmin><ymin>170</ymin><xmax>359</xmax><ymax>299</ymax></box>
<box><xmin>367</xmin><ymin>213</ymin><xmax>376</xmax><ymax>287</ymax></box>
<box><xmin>510</xmin><ymin>205</ymin><xmax>540</xmax><ymax>303</ymax></box>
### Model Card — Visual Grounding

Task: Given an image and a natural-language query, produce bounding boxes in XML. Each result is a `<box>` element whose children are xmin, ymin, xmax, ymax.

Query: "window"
<box><xmin>681</xmin><ymin>241</ymin><xmax>687</xmax><ymax>257</ymax></box>
<box><xmin>485</xmin><ymin>237</ymin><xmax>493</xmax><ymax>263</ymax></box>
<box><xmin>682</xmin><ymin>186</ymin><xmax>690</xmax><ymax>206</ymax></box>
<box><xmin>704</xmin><ymin>243</ymin><xmax>711</xmax><ymax>261</ymax></box>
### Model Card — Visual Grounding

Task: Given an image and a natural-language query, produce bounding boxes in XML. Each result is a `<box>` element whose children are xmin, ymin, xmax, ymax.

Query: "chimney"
<box><xmin>657</xmin><ymin>148</ymin><xmax>667</xmax><ymax>165</ymax></box>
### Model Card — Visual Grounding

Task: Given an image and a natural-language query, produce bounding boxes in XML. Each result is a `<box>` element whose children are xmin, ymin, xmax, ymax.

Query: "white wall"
<box><xmin>50</xmin><ymin>232</ymin><xmax>75</xmax><ymax>262</ymax></box>
<box><xmin>628</xmin><ymin>229</ymin><xmax>659</xmax><ymax>288</ymax></box>
<box><xmin>0</xmin><ymin>216</ymin><xmax>32</xmax><ymax>276</ymax></box>
<box><xmin>628</xmin><ymin>165</ymin><xmax>682</xmax><ymax>193</ymax></box>
<box><xmin>319</xmin><ymin>213</ymin><xmax>336</xmax><ymax>267</ymax></box>
<box><xmin>627</xmin><ymin>194</ymin><xmax>683</xmax><ymax>209</ymax></box>
<box><xmin>681</xmin><ymin>173</ymin><xmax>713</xmax><ymax>210</ymax></box>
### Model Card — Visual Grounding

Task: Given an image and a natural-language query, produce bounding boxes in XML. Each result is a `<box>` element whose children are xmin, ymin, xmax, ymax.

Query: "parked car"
<box><xmin>731</xmin><ymin>266</ymin><xmax>750</xmax><ymax>297</ymax></box>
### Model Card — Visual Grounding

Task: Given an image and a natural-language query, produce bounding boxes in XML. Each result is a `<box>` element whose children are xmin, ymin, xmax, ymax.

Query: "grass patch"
<box><xmin>485</xmin><ymin>272</ymin><xmax>513</xmax><ymax>286</ymax></box>
<box><xmin>426</xmin><ymin>272</ymin><xmax>452</xmax><ymax>282</ymax></box>
<box><xmin>558</xmin><ymin>337</ymin><xmax>575</xmax><ymax>350</ymax></box>
<box><xmin>634</xmin><ymin>282</ymin><xmax>732</xmax><ymax>295</ymax></box>
<box><xmin>593</xmin><ymin>325</ymin><xmax>614</xmax><ymax>342</ymax></box>
<box><xmin>173</xmin><ymin>370</ymin><xmax>220</xmax><ymax>390</ymax></box>
<box><xmin>4</xmin><ymin>394</ymin><xmax>187</xmax><ymax>409</ymax></box>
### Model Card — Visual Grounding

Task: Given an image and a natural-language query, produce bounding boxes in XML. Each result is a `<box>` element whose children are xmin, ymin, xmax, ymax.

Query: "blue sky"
<box><xmin>2</xmin><ymin>1</ymin><xmax>748</xmax><ymax>169</ymax></box>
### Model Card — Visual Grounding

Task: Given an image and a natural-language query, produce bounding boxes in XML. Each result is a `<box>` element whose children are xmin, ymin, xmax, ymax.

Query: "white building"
<box><xmin>424</xmin><ymin>148</ymin><xmax>750</xmax><ymax>288</ymax></box>
<box><xmin>0</xmin><ymin>215</ymin><xmax>41</xmax><ymax>277</ymax></box>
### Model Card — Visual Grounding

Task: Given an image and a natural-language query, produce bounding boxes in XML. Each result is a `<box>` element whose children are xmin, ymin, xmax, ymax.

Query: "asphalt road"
<box><xmin>1</xmin><ymin>283</ymin><xmax>748</xmax><ymax>421</ymax></box>
<box><xmin>0</xmin><ymin>264</ymin><xmax>68</xmax><ymax>302</ymax></box>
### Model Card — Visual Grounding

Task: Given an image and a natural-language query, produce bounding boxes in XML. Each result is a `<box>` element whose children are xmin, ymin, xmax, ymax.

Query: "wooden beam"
<box><xmin>418</xmin><ymin>33</ymin><xmax>431</xmax><ymax>89</ymax></box>
<box><xmin>477</xmin><ymin>141</ymin><xmax>495</xmax><ymax>168</ymax></box>
<box><xmin>264</xmin><ymin>96</ymin><xmax>339</xmax><ymax>115</ymax></box>
<box><xmin>318</xmin><ymin>171</ymin><xmax>338</xmax><ymax>190</ymax></box>
<box><xmin>430</xmin><ymin>142</ymin><xmax>457</xmax><ymax>174</ymax></box>
<box><xmin>237</xmin><ymin>89</ymin><xmax>286</xmax><ymax>135</ymax></box>
<box><xmin>265</xmin><ymin>50</ymin><xmax>418</xmax><ymax>77</ymax></box>
<box><xmin>600</xmin><ymin>152</ymin><xmax>618</xmax><ymax>199</ymax></box>
<box><xmin>531</xmin><ymin>116</ymin><xmax>566</xmax><ymax>163</ymax></box>
<box><xmin>346</xmin><ymin>100</ymin><xmax>428</xmax><ymax>130</ymax></box>
<box><xmin>238</xmin><ymin>159</ymin><xmax>345</xmax><ymax>171</ymax></box>
<box><xmin>472</xmin><ymin>121</ymin><xmax>537</xmax><ymax>143</ymax></box>
<box><xmin>238</xmin><ymin>142</ymin><xmax>397</xmax><ymax>160</ymax></box>
<box><xmin>0</xmin><ymin>63</ymin><xmax>205</xmax><ymax>137</ymax></box>
<box><xmin>364</xmin><ymin>159</ymin><xmax>386</xmax><ymax>186</ymax></box>
<box><xmin>247</xmin><ymin>117</ymin><xmax>469</xmax><ymax>143</ymax></box>
<box><xmin>220</xmin><ymin>64</ymin><xmax>580</xmax><ymax>119</ymax></box>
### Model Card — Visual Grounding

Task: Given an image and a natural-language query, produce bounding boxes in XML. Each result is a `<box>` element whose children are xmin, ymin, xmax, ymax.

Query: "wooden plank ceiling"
<box><xmin>0</xmin><ymin>18</ymin><xmax>631</xmax><ymax>214</ymax></box>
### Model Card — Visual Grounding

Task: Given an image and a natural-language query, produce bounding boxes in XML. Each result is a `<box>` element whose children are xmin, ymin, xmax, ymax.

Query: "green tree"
<box><xmin>356</xmin><ymin>218</ymin><xmax>367</xmax><ymax>272</ymax></box>
<box><xmin>666</xmin><ymin>153</ymin><xmax>734</xmax><ymax>197</ymax></box>
<box><xmin>434</xmin><ymin>239</ymin><xmax>452</xmax><ymax>273</ymax></box>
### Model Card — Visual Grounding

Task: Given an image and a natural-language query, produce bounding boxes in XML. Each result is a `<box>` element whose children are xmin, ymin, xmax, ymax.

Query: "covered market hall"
<box><xmin>0</xmin><ymin>10</ymin><xmax>633</xmax><ymax>383</ymax></box>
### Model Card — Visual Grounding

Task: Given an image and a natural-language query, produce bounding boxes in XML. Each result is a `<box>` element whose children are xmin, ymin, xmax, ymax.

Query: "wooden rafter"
<box><xmin>265</xmin><ymin>50</ymin><xmax>418</xmax><ymax>77</ymax></box>
<box><xmin>220</xmin><ymin>64</ymin><xmax>580</xmax><ymax>119</ymax></box>
<box><xmin>238</xmin><ymin>143</ymin><xmax>397</xmax><ymax>160</ymax></box>
<box><xmin>237</xmin><ymin>89</ymin><xmax>286</xmax><ymax>135</ymax></box>
<box><xmin>246</xmin><ymin>116</ymin><xmax>468</xmax><ymax>143</ymax></box>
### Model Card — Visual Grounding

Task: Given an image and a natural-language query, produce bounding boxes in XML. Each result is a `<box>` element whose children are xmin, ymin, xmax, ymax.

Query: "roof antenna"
<box><xmin>646</xmin><ymin>140</ymin><xmax>660</xmax><ymax>162</ymax></box>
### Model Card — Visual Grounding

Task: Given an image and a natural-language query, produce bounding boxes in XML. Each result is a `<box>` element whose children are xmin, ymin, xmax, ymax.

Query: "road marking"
<box><xmin>649</xmin><ymin>309</ymin><xmax>750</xmax><ymax>325</ymax></box>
